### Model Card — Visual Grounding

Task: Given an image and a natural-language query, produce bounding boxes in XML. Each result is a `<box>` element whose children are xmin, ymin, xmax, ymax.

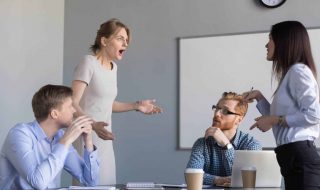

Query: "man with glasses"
<box><xmin>186</xmin><ymin>92</ymin><xmax>261</xmax><ymax>186</ymax></box>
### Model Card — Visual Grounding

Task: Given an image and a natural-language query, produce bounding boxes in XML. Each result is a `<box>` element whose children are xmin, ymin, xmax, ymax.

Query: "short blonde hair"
<box><xmin>220</xmin><ymin>92</ymin><xmax>248</xmax><ymax>116</ymax></box>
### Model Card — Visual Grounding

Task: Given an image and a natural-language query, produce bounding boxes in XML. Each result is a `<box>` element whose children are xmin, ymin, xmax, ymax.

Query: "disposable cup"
<box><xmin>241</xmin><ymin>166</ymin><xmax>256</xmax><ymax>189</ymax></box>
<box><xmin>184</xmin><ymin>168</ymin><xmax>204</xmax><ymax>190</ymax></box>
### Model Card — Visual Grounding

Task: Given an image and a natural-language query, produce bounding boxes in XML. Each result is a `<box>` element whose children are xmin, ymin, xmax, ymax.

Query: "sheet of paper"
<box><xmin>126</xmin><ymin>182</ymin><xmax>163</xmax><ymax>189</ymax></box>
<box><xmin>68</xmin><ymin>186</ymin><xmax>116</xmax><ymax>190</ymax></box>
<box><xmin>181</xmin><ymin>189</ymin><xmax>224</xmax><ymax>190</ymax></box>
<box><xmin>156</xmin><ymin>183</ymin><xmax>223</xmax><ymax>190</ymax></box>
<box><xmin>156</xmin><ymin>184</ymin><xmax>213</xmax><ymax>188</ymax></box>
<box><xmin>156</xmin><ymin>183</ymin><xmax>187</xmax><ymax>188</ymax></box>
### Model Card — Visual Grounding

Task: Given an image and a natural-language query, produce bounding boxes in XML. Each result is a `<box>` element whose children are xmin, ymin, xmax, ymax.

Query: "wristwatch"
<box><xmin>223</xmin><ymin>143</ymin><xmax>233</xmax><ymax>150</ymax></box>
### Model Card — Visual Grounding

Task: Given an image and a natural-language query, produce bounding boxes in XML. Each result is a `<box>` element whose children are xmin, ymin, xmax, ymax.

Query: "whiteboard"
<box><xmin>179</xmin><ymin>29</ymin><xmax>320</xmax><ymax>149</ymax></box>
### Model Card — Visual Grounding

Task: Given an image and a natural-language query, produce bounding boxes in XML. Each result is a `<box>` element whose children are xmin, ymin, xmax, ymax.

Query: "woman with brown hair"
<box><xmin>72</xmin><ymin>18</ymin><xmax>162</xmax><ymax>185</ymax></box>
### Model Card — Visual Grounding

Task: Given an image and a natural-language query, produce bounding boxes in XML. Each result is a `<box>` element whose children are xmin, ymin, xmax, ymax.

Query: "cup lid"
<box><xmin>241</xmin><ymin>166</ymin><xmax>256</xmax><ymax>170</ymax></box>
<box><xmin>185</xmin><ymin>168</ymin><xmax>204</xmax><ymax>173</ymax></box>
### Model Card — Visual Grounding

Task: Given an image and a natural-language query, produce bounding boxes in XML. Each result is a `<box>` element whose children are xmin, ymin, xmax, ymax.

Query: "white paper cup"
<box><xmin>184</xmin><ymin>168</ymin><xmax>204</xmax><ymax>190</ymax></box>
<box><xmin>241</xmin><ymin>166</ymin><xmax>256</xmax><ymax>189</ymax></box>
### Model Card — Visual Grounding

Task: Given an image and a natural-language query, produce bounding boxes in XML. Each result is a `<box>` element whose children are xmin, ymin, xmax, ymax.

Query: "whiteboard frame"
<box><xmin>179</xmin><ymin>28</ymin><xmax>320</xmax><ymax>149</ymax></box>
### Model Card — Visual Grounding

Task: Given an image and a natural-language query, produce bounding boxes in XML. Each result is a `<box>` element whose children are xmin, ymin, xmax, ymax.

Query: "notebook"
<box><xmin>126</xmin><ymin>182</ymin><xmax>163</xmax><ymax>190</ymax></box>
<box><xmin>126</xmin><ymin>182</ymin><xmax>214</xmax><ymax>189</ymax></box>
<box><xmin>229</xmin><ymin>150</ymin><xmax>282</xmax><ymax>188</ymax></box>
<box><xmin>68</xmin><ymin>186</ymin><xmax>116</xmax><ymax>190</ymax></box>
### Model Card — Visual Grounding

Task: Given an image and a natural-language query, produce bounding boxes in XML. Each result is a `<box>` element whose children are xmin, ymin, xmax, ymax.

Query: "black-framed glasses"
<box><xmin>212</xmin><ymin>105</ymin><xmax>241</xmax><ymax>116</ymax></box>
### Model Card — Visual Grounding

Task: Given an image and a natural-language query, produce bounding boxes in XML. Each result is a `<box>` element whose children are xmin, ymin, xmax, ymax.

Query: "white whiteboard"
<box><xmin>179</xmin><ymin>29</ymin><xmax>320</xmax><ymax>149</ymax></box>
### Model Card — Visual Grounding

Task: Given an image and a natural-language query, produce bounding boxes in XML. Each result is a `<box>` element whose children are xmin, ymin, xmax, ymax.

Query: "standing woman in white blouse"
<box><xmin>243</xmin><ymin>21</ymin><xmax>320</xmax><ymax>190</ymax></box>
<box><xmin>71</xmin><ymin>18</ymin><xmax>162</xmax><ymax>185</ymax></box>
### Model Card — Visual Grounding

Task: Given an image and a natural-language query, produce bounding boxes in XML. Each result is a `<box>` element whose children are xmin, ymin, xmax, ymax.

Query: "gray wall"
<box><xmin>63</xmin><ymin>0</ymin><xmax>320</xmax><ymax>184</ymax></box>
<box><xmin>0</xmin><ymin>0</ymin><xmax>64</xmax><ymax>154</ymax></box>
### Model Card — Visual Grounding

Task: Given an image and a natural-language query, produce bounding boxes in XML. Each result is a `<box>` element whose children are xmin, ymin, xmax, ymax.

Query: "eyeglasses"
<box><xmin>211</xmin><ymin>105</ymin><xmax>241</xmax><ymax>116</ymax></box>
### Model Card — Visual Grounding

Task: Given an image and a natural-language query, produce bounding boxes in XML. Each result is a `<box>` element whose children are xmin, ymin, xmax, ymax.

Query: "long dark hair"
<box><xmin>90</xmin><ymin>18</ymin><xmax>130</xmax><ymax>54</ymax></box>
<box><xmin>270</xmin><ymin>21</ymin><xmax>317</xmax><ymax>83</ymax></box>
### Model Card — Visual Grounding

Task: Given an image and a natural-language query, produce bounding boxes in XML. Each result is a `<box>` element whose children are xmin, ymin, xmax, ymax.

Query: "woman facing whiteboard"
<box><xmin>243</xmin><ymin>21</ymin><xmax>320</xmax><ymax>190</ymax></box>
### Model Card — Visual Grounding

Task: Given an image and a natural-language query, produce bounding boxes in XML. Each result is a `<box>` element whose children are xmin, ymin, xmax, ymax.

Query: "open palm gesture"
<box><xmin>137</xmin><ymin>99</ymin><xmax>163</xmax><ymax>115</ymax></box>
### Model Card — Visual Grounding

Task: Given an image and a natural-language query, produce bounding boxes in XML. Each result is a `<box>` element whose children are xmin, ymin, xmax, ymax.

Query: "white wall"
<box><xmin>0</xmin><ymin>0</ymin><xmax>64</xmax><ymax>147</ymax></box>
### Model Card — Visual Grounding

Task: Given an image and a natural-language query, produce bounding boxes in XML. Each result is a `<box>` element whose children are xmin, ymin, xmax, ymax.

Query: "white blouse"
<box><xmin>257</xmin><ymin>63</ymin><xmax>320</xmax><ymax>146</ymax></box>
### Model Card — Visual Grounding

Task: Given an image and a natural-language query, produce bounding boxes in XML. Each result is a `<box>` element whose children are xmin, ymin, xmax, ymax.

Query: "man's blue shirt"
<box><xmin>186</xmin><ymin>129</ymin><xmax>261</xmax><ymax>185</ymax></box>
<box><xmin>0</xmin><ymin>120</ymin><xmax>99</xmax><ymax>190</ymax></box>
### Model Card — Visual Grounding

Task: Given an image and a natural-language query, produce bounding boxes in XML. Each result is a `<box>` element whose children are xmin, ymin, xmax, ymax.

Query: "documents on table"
<box><xmin>156</xmin><ymin>183</ymin><xmax>214</xmax><ymax>188</ymax></box>
<box><xmin>126</xmin><ymin>182</ymin><xmax>163</xmax><ymax>190</ymax></box>
<box><xmin>68</xmin><ymin>186</ymin><xmax>116</xmax><ymax>190</ymax></box>
<box><xmin>157</xmin><ymin>183</ymin><xmax>221</xmax><ymax>189</ymax></box>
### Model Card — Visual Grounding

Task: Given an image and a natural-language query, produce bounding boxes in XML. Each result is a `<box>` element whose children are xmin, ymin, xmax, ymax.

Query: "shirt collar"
<box><xmin>31</xmin><ymin>120</ymin><xmax>59</xmax><ymax>143</ymax></box>
<box><xmin>231</xmin><ymin>129</ymin><xmax>241</xmax><ymax>147</ymax></box>
<box><xmin>30</xmin><ymin>120</ymin><xmax>47</xmax><ymax>141</ymax></box>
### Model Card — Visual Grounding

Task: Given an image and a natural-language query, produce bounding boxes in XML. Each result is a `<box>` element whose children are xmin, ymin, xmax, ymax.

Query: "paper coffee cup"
<box><xmin>184</xmin><ymin>168</ymin><xmax>204</xmax><ymax>190</ymax></box>
<box><xmin>241</xmin><ymin>166</ymin><xmax>256</xmax><ymax>189</ymax></box>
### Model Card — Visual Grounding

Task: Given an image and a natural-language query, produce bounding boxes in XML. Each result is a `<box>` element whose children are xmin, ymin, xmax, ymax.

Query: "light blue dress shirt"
<box><xmin>257</xmin><ymin>63</ymin><xmax>320</xmax><ymax>146</ymax></box>
<box><xmin>0</xmin><ymin>120</ymin><xmax>99</xmax><ymax>190</ymax></box>
<box><xmin>186</xmin><ymin>130</ymin><xmax>261</xmax><ymax>185</ymax></box>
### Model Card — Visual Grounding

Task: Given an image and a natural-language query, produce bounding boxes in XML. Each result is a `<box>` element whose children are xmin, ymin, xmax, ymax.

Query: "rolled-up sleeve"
<box><xmin>256</xmin><ymin>98</ymin><xmax>270</xmax><ymax>116</ymax></box>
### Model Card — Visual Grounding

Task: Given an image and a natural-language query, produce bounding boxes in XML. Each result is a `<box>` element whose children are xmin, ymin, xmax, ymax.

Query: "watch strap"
<box><xmin>223</xmin><ymin>143</ymin><xmax>233</xmax><ymax>150</ymax></box>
